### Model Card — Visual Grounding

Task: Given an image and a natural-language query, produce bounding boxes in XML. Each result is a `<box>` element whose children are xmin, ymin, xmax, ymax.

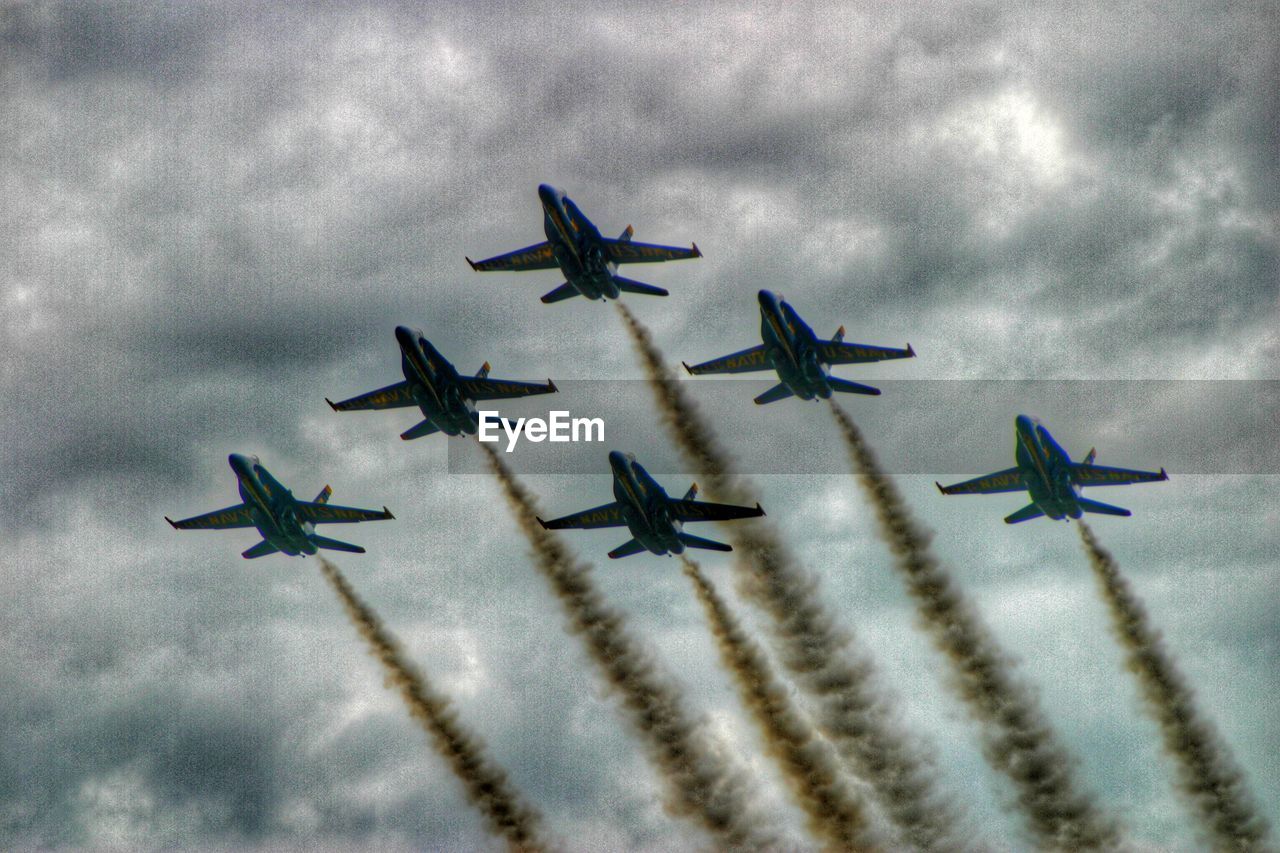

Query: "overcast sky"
<box><xmin>2</xmin><ymin>1</ymin><xmax>1276</xmax><ymax>849</ymax></box>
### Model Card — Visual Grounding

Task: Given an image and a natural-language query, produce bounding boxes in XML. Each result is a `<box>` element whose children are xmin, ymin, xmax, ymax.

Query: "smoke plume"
<box><xmin>618</xmin><ymin>302</ymin><xmax>966</xmax><ymax>852</ymax></box>
<box><xmin>828</xmin><ymin>401</ymin><xmax>1122</xmax><ymax>850</ymax></box>
<box><xmin>1077</xmin><ymin>522</ymin><xmax>1273</xmax><ymax>851</ymax></box>
<box><xmin>316</xmin><ymin>557</ymin><xmax>551</xmax><ymax>852</ymax></box>
<box><xmin>478</xmin><ymin>442</ymin><xmax>783</xmax><ymax>850</ymax></box>
<box><xmin>680</xmin><ymin>556</ymin><xmax>881</xmax><ymax>851</ymax></box>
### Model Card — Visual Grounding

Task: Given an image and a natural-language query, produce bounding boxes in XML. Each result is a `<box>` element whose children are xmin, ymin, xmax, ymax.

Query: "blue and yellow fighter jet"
<box><xmin>165</xmin><ymin>454</ymin><xmax>394</xmax><ymax>558</ymax></box>
<box><xmin>936</xmin><ymin>415</ymin><xmax>1169</xmax><ymax>523</ymax></box>
<box><xmin>538</xmin><ymin>450</ymin><xmax>765</xmax><ymax>558</ymax></box>
<box><xmin>326</xmin><ymin>326</ymin><xmax>557</xmax><ymax>440</ymax></box>
<box><xmin>466</xmin><ymin>184</ymin><xmax>701</xmax><ymax>304</ymax></box>
<box><xmin>683</xmin><ymin>290</ymin><xmax>915</xmax><ymax>404</ymax></box>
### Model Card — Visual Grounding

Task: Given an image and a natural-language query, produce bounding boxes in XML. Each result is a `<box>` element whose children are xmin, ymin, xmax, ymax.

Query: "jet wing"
<box><xmin>458</xmin><ymin>376</ymin><xmax>558</xmax><ymax>401</ymax></box>
<box><xmin>669</xmin><ymin>499</ymin><xmax>765</xmax><ymax>522</ymax></box>
<box><xmin>936</xmin><ymin>468</ymin><xmax>1025</xmax><ymax>495</ymax></box>
<box><xmin>818</xmin><ymin>341</ymin><xmax>915</xmax><ymax>365</ymax></box>
<box><xmin>683</xmin><ymin>345</ymin><xmax>769</xmax><ymax>375</ymax></box>
<box><xmin>1071</xmin><ymin>464</ymin><xmax>1168</xmax><ymax>487</ymax></box>
<box><xmin>296</xmin><ymin>502</ymin><xmax>395</xmax><ymax>524</ymax></box>
<box><xmin>166</xmin><ymin>503</ymin><xmax>256</xmax><ymax>529</ymax></box>
<box><xmin>466</xmin><ymin>242</ymin><xmax>558</xmax><ymax>272</ymax></box>
<box><xmin>538</xmin><ymin>501</ymin><xmax>628</xmax><ymax>529</ymax></box>
<box><xmin>604</xmin><ymin>239</ymin><xmax>701</xmax><ymax>264</ymax></box>
<box><xmin>327</xmin><ymin>381</ymin><xmax>416</xmax><ymax>411</ymax></box>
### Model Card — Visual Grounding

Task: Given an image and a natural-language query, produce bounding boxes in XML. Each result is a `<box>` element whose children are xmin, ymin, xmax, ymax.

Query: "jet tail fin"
<box><xmin>1077</xmin><ymin>497</ymin><xmax>1131</xmax><ymax>518</ymax></box>
<box><xmin>753</xmin><ymin>383</ymin><xmax>794</xmax><ymax>405</ymax></box>
<box><xmin>608</xmin><ymin>538</ymin><xmax>647</xmax><ymax>559</ymax></box>
<box><xmin>312</xmin><ymin>535</ymin><xmax>366</xmax><ymax>554</ymax></box>
<box><xmin>613</xmin><ymin>276</ymin><xmax>669</xmax><ymax>297</ymax></box>
<box><xmin>477</xmin><ymin>362</ymin><xmax>490</xmax><ymax>379</ymax></box>
<box><xmin>400</xmin><ymin>418</ymin><xmax>441</xmax><ymax>441</ymax></box>
<box><xmin>682</xmin><ymin>482</ymin><xmax>698</xmax><ymax>501</ymax></box>
<box><xmin>313</xmin><ymin>485</ymin><xmax>332</xmax><ymax>505</ymax></box>
<box><xmin>1004</xmin><ymin>504</ymin><xmax>1046</xmax><ymax>524</ymax></box>
<box><xmin>541</xmin><ymin>282</ymin><xmax>581</xmax><ymax>304</ymax></box>
<box><xmin>1082</xmin><ymin>448</ymin><xmax>1096</xmax><ymax>465</ymax></box>
<box><xmin>828</xmin><ymin>377</ymin><xmax>882</xmax><ymax>396</ymax></box>
<box><xmin>618</xmin><ymin>225</ymin><xmax>634</xmax><ymax>242</ymax></box>
<box><xmin>833</xmin><ymin>325</ymin><xmax>845</xmax><ymax>343</ymax></box>
<box><xmin>677</xmin><ymin>532</ymin><xmax>733</xmax><ymax>553</ymax></box>
<box><xmin>242</xmin><ymin>540</ymin><xmax>280</xmax><ymax>559</ymax></box>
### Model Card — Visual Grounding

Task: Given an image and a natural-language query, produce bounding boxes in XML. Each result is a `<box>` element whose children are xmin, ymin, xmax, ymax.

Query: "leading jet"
<box><xmin>683</xmin><ymin>290</ymin><xmax>915</xmax><ymax>404</ymax></box>
<box><xmin>936</xmin><ymin>415</ymin><xmax>1169</xmax><ymax>523</ymax></box>
<box><xmin>327</xmin><ymin>326</ymin><xmax>558</xmax><ymax>440</ymax></box>
<box><xmin>466</xmin><ymin>184</ymin><xmax>701</xmax><ymax>304</ymax></box>
<box><xmin>538</xmin><ymin>450</ymin><xmax>765</xmax><ymax>558</ymax></box>
<box><xmin>166</xmin><ymin>454</ymin><xmax>394</xmax><ymax>558</ymax></box>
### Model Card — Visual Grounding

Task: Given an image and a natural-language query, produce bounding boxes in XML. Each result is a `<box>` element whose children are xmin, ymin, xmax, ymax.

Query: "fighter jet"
<box><xmin>537</xmin><ymin>450</ymin><xmax>765</xmax><ymax>558</ymax></box>
<box><xmin>936</xmin><ymin>415</ymin><xmax>1169</xmax><ymax>523</ymax></box>
<box><xmin>466</xmin><ymin>184</ymin><xmax>701</xmax><ymax>304</ymax></box>
<box><xmin>166</xmin><ymin>454</ymin><xmax>394</xmax><ymax>558</ymax></box>
<box><xmin>683</xmin><ymin>290</ymin><xmax>916</xmax><ymax>404</ymax></box>
<box><xmin>327</xmin><ymin>326</ymin><xmax>557</xmax><ymax>440</ymax></box>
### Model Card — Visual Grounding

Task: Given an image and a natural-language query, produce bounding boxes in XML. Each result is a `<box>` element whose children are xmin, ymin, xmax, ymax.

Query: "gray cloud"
<box><xmin>2</xmin><ymin>0</ymin><xmax>1275</xmax><ymax>848</ymax></box>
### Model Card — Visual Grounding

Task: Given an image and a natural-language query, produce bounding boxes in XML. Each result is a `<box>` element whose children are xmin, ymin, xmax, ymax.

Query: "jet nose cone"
<box><xmin>1015</xmin><ymin>414</ymin><xmax>1035</xmax><ymax>430</ymax></box>
<box><xmin>394</xmin><ymin>325</ymin><xmax>415</xmax><ymax>345</ymax></box>
<box><xmin>537</xmin><ymin>184</ymin><xmax>560</xmax><ymax>205</ymax></box>
<box><xmin>228</xmin><ymin>453</ymin><xmax>254</xmax><ymax>474</ymax></box>
<box><xmin>758</xmin><ymin>289</ymin><xmax>780</xmax><ymax>308</ymax></box>
<box><xmin>608</xmin><ymin>449</ymin><xmax>629</xmax><ymax>467</ymax></box>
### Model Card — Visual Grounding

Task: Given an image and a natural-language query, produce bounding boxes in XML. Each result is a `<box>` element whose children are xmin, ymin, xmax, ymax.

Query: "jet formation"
<box><xmin>467</xmin><ymin>184</ymin><xmax>701</xmax><ymax>303</ymax></box>
<box><xmin>937</xmin><ymin>415</ymin><xmax>1169</xmax><ymax>523</ymax></box>
<box><xmin>166</xmin><ymin>454</ymin><xmax>394</xmax><ymax>558</ymax></box>
<box><xmin>327</xmin><ymin>326</ymin><xmax>558</xmax><ymax>439</ymax></box>
<box><xmin>169</xmin><ymin>186</ymin><xmax>1169</xmax><ymax>559</ymax></box>
<box><xmin>538</xmin><ymin>450</ymin><xmax>765</xmax><ymax>558</ymax></box>
<box><xmin>683</xmin><ymin>289</ymin><xmax>915</xmax><ymax>404</ymax></box>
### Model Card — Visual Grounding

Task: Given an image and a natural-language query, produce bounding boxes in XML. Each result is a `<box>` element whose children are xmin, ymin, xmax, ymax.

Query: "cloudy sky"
<box><xmin>2</xmin><ymin>0</ymin><xmax>1276</xmax><ymax>849</ymax></box>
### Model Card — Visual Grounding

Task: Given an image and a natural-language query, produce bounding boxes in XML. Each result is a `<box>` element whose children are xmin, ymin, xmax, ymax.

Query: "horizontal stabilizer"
<box><xmin>677</xmin><ymin>532</ymin><xmax>732</xmax><ymax>553</ymax></box>
<box><xmin>754</xmin><ymin>383</ymin><xmax>794</xmax><ymax>405</ymax></box>
<box><xmin>827</xmin><ymin>377</ymin><xmax>882</xmax><ymax>396</ymax></box>
<box><xmin>1077</xmin><ymin>497</ymin><xmax>1131</xmax><ymax>518</ymax></box>
<box><xmin>242</xmin><ymin>540</ymin><xmax>280</xmax><ymax>559</ymax></box>
<box><xmin>312</xmin><ymin>535</ymin><xmax>366</xmax><ymax>554</ymax></box>
<box><xmin>401</xmin><ymin>418</ymin><xmax>441</xmax><ymax>441</ymax></box>
<box><xmin>1003</xmin><ymin>504</ymin><xmax>1046</xmax><ymax>524</ymax></box>
<box><xmin>608</xmin><ymin>538</ymin><xmax>647</xmax><ymax>559</ymax></box>
<box><xmin>613</xmin><ymin>276</ymin><xmax>669</xmax><ymax>297</ymax></box>
<box><xmin>541</xmin><ymin>282</ymin><xmax>581</xmax><ymax>304</ymax></box>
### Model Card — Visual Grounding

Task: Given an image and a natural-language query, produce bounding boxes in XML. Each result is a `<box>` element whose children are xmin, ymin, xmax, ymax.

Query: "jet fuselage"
<box><xmin>539</xmin><ymin>184</ymin><xmax>621</xmax><ymax>301</ymax></box>
<box><xmin>758</xmin><ymin>289</ymin><xmax>832</xmax><ymax>400</ymax></box>
<box><xmin>229</xmin><ymin>453</ymin><xmax>317</xmax><ymax>556</ymax></box>
<box><xmin>1014</xmin><ymin>415</ymin><xmax>1087</xmax><ymax>521</ymax></box>
<box><xmin>395</xmin><ymin>325</ymin><xmax>478</xmax><ymax>436</ymax></box>
<box><xmin>609</xmin><ymin>450</ymin><xmax>686</xmax><ymax>556</ymax></box>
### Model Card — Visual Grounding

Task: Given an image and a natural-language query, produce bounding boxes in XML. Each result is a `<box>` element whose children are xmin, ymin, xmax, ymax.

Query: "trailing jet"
<box><xmin>538</xmin><ymin>450</ymin><xmax>765</xmax><ymax>558</ymax></box>
<box><xmin>683</xmin><ymin>290</ymin><xmax>915</xmax><ymax>404</ymax></box>
<box><xmin>466</xmin><ymin>184</ymin><xmax>701</xmax><ymax>304</ymax></box>
<box><xmin>165</xmin><ymin>454</ymin><xmax>394</xmax><ymax>558</ymax></box>
<box><xmin>936</xmin><ymin>415</ymin><xmax>1169</xmax><ymax>523</ymax></box>
<box><xmin>326</xmin><ymin>326</ymin><xmax>557</xmax><ymax>440</ymax></box>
